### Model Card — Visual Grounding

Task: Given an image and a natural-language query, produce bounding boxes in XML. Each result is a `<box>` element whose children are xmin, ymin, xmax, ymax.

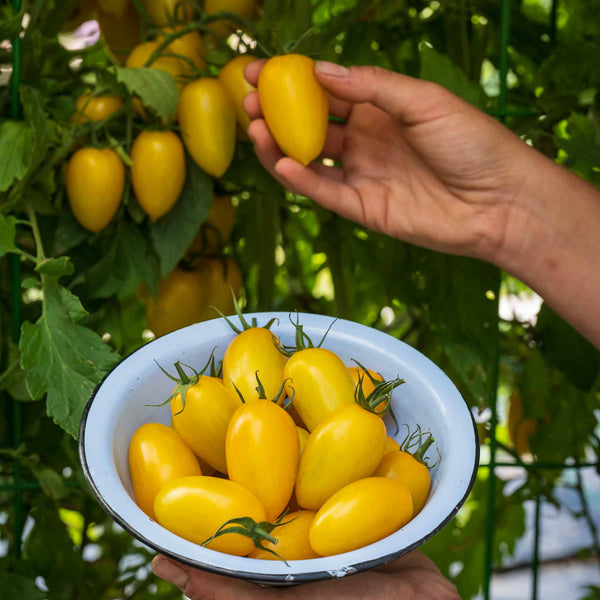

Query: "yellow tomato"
<box><xmin>508</xmin><ymin>391</ymin><xmax>538</xmax><ymax>455</ymax></box>
<box><xmin>309</xmin><ymin>477</ymin><xmax>413</xmax><ymax>556</ymax></box>
<box><xmin>170</xmin><ymin>419</ymin><xmax>215</xmax><ymax>475</ymax></box>
<box><xmin>384</xmin><ymin>435</ymin><xmax>400</xmax><ymax>454</ymax></box>
<box><xmin>296</xmin><ymin>426</ymin><xmax>309</xmax><ymax>455</ymax></box>
<box><xmin>130</xmin><ymin>130</ymin><xmax>186</xmax><ymax>222</ymax></box>
<box><xmin>142</xmin><ymin>0</ymin><xmax>194</xmax><ymax>24</ymax></box>
<box><xmin>66</xmin><ymin>147</ymin><xmax>125</xmax><ymax>233</ymax></box>
<box><xmin>171</xmin><ymin>375</ymin><xmax>241</xmax><ymax>473</ymax></box>
<box><xmin>178</xmin><ymin>78</ymin><xmax>236</xmax><ymax>177</ymax></box>
<box><xmin>96</xmin><ymin>0</ymin><xmax>129</xmax><ymax>16</ymax></box>
<box><xmin>128</xmin><ymin>423</ymin><xmax>202</xmax><ymax>520</ymax></box>
<box><xmin>373</xmin><ymin>450</ymin><xmax>431</xmax><ymax>515</ymax></box>
<box><xmin>196</xmin><ymin>258</ymin><xmax>243</xmax><ymax>321</ymax></box>
<box><xmin>158</xmin><ymin>27</ymin><xmax>206</xmax><ymax>74</ymax></box>
<box><xmin>204</xmin><ymin>0</ymin><xmax>257</xmax><ymax>38</ymax></box>
<box><xmin>72</xmin><ymin>93</ymin><xmax>123</xmax><ymax>124</ymax></box>
<box><xmin>218</xmin><ymin>55</ymin><xmax>257</xmax><ymax>132</ymax></box>
<box><xmin>126</xmin><ymin>40</ymin><xmax>187</xmax><ymax>86</ymax></box>
<box><xmin>97</xmin><ymin>3</ymin><xmax>141</xmax><ymax>64</ymax></box>
<box><xmin>249</xmin><ymin>511</ymin><xmax>320</xmax><ymax>560</ymax></box>
<box><xmin>226</xmin><ymin>399</ymin><xmax>300</xmax><ymax>521</ymax></box>
<box><xmin>223</xmin><ymin>327</ymin><xmax>287</xmax><ymax>403</ymax></box>
<box><xmin>258</xmin><ymin>54</ymin><xmax>328</xmax><ymax>165</ymax></box>
<box><xmin>145</xmin><ymin>268</ymin><xmax>209</xmax><ymax>336</ymax></box>
<box><xmin>283</xmin><ymin>347</ymin><xmax>355</xmax><ymax>431</ymax></box>
<box><xmin>154</xmin><ymin>476</ymin><xmax>266</xmax><ymax>555</ymax></box>
<box><xmin>295</xmin><ymin>404</ymin><xmax>387</xmax><ymax>510</ymax></box>
<box><xmin>348</xmin><ymin>365</ymin><xmax>387</xmax><ymax>415</ymax></box>
<box><xmin>187</xmin><ymin>195</ymin><xmax>236</xmax><ymax>258</ymax></box>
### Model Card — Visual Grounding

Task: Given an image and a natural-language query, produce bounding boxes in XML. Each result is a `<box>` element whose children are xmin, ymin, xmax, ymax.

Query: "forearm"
<box><xmin>497</xmin><ymin>149</ymin><xmax>600</xmax><ymax>348</ymax></box>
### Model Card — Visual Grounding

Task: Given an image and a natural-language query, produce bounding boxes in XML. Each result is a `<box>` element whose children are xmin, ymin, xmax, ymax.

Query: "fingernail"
<box><xmin>315</xmin><ymin>61</ymin><xmax>349</xmax><ymax>77</ymax></box>
<box><xmin>152</xmin><ymin>558</ymin><xmax>188</xmax><ymax>590</ymax></box>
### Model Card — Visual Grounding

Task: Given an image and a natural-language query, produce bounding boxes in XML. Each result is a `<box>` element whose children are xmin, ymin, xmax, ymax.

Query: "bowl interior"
<box><xmin>80</xmin><ymin>313</ymin><xmax>478</xmax><ymax>583</ymax></box>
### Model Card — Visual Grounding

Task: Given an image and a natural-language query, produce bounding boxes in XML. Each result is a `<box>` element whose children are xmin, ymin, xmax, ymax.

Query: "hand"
<box><xmin>244</xmin><ymin>61</ymin><xmax>600</xmax><ymax>348</ymax></box>
<box><xmin>243</xmin><ymin>60</ymin><xmax>533</xmax><ymax>263</ymax></box>
<box><xmin>151</xmin><ymin>550</ymin><xmax>460</xmax><ymax>599</ymax></box>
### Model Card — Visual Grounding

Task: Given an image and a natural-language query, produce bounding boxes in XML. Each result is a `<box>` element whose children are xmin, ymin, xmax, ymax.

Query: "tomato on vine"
<box><xmin>130</xmin><ymin>130</ymin><xmax>186</xmax><ymax>222</ymax></box>
<box><xmin>71</xmin><ymin>93</ymin><xmax>123</xmax><ymax>124</ymax></box>
<box><xmin>65</xmin><ymin>147</ymin><xmax>125</xmax><ymax>233</ymax></box>
<box><xmin>218</xmin><ymin>55</ymin><xmax>258</xmax><ymax>133</ymax></box>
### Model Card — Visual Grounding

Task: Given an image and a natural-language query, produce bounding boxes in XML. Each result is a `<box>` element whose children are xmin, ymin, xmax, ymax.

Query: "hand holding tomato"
<box><xmin>244</xmin><ymin>60</ymin><xmax>600</xmax><ymax>349</ymax></box>
<box><xmin>152</xmin><ymin>550</ymin><xmax>460</xmax><ymax>599</ymax></box>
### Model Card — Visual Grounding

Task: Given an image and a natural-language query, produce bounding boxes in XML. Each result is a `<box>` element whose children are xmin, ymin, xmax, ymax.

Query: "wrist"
<box><xmin>496</xmin><ymin>150</ymin><xmax>600</xmax><ymax>346</ymax></box>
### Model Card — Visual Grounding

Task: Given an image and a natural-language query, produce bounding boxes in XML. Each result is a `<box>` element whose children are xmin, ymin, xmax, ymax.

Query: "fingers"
<box><xmin>314</xmin><ymin>61</ymin><xmax>452</xmax><ymax>126</ymax></box>
<box><xmin>243</xmin><ymin>58</ymin><xmax>266</xmax><ymax>87</ymax></box>
<box><xmin>151</xmin><ymin>556</ymin><xmax>263</xmax><ymax>600</ymax></box>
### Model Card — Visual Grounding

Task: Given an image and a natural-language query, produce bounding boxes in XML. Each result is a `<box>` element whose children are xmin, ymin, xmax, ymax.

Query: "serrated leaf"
<box><xmin>35</xmin><ymin>256</ymin><xmax>74</xmax><ymax>279</ymax></box>
<box><xmin>0</xmin><ymin>214</ymin><xmax>18</xmax><ymax>256</ymax></box>
<box><xmin>113</xmin><ymin>67</ymin><xmax>179</xmax><ymax>123</ymax></box>
<box><xmin>0</xmin><ymin>121</ymin><xmax>33</xmax><ymax>193</ymax></box>
<box><xmin>83</xmin><ymin>221</ymin><xmax>151</xmax><ymax>300</ymax></box>
<box><xmin>0</xmin><ymin>573</ymin><xmax>44</xmax><ymax>600</ymax></box>
<box><xmin>21</xmin><ymin>86</ymin><xmax>54</xmax><ymax>177</ymax></box>
<box><xmin>150</xmin><ymin>158</ymin><xmax>213</xmax><ymax>276</ymax></box>
<box><xmin>19</xmin><ymin>283</ymin><xmax>119</xmax><ymax>438</ymax></box>
<box><xmin>420</xmin><ymin>48</ymin><xmax>487</xmax><ymax>109</ymax></box>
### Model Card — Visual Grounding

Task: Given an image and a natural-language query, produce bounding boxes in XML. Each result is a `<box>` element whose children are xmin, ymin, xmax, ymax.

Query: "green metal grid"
<box><xmin>5</xmin><ymin>0</ymin><xmax>598</xmax><ymax>598</ymax></box>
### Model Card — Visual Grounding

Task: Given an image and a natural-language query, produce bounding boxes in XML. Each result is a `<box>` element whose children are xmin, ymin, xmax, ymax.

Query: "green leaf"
<box><xmin>0</xmin><ymin>4</ymin><xmax>25</xmax><ymax>40</ymax></box>
<box><xmin>0</xmin><ymin>121</ymin><xmax>33</xmax><ymax>193</ymax></box>
<box><xmin>35</xmin><ymin>256</ymin><xmax>74</xmax><ymax>279</ymax></box>
<box><xmin>0</xmin><ymin>573</ymin><xmax>44</xmax><ymax>600</ymax></box>
<box><xmin>31</xmin><ymin>465</ymin><xmax>69</xmax><ymax>499</ymax></box>
<box><xmin>83</xmin><ymin>221</ymin><xmax>153</xmax><ymax>300</ymax></box>
<box><xmin>113</xmin><ymin>67</ymin><xmax>179</xmax><ymax>123</ymax></box>
<box><xmin>535</xmin><ymin>303</ymin><xmax>599</xmax><ymax>391</ymax></box>
<box><xmin>0</xmin><ymin>214</ymin><xmax>18</xmax><ymax>256</ymax></box>
<box><xmin>150</xmin><ymin>158</ymin><xmax>213</xmax><ymax>276</ymax></box>
<box><xmin>419</xmin><ymin>48</ymin><xmax>487</xmax><ymax>109</ymax></box>
<box><xmin>19</xmin><ymin>283</ymin><xmax>119</xmax><ymax>438</ymax></box>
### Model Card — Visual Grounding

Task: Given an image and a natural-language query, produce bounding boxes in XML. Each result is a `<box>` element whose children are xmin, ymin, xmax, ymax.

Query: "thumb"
<box><xmin>314</xmin><ymin>62</ymin><xmax>453</xmax><ymax>125</ymax></box>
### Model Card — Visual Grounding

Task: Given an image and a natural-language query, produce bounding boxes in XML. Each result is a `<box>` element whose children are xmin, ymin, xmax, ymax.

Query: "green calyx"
<box><xmin>215</xmin><ymin>289</ymin><xmax>279</xmax><ymax>335</ymax></box>
<box><xmin>201</xmin><ymin>512</ymin><xmax>295</xmax><ymax>565</ymax></box>
<box><xmin>400</xmin><ymin>425</ymin><xmax>441</xmax><ymax>469</ymax></box>
<box><xmin>230</xmin><ymin>370</ymin><xmax>294</xmax><ymax>409</ymax></box>
<box><xmin>147</xmin><ymin>349</ymin><xmax>217</xmax><ymax>415</ymax></box>
<box><xmin>276</xmin><ymin>312</ymin><xmax>338</xmax><ymax>357</ymax></box>
<box><xmin>352</xmin><ymin>359</ymin><xmax>403</xmax><ymax>434</ymax></box>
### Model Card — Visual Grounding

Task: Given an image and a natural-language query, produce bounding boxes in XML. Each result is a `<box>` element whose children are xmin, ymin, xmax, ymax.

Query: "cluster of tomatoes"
<box><xmin>128</xmin><ymin>316</ymin><xmax>437</xmax><ymax>561</ymax></box>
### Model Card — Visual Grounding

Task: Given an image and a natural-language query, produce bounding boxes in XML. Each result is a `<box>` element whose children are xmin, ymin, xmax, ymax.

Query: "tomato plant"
<box><xmin>218</xmin><ymin>54</ymin><xmax>258</xmax><ymax>133</ymax></box>
<box><xmin>71</xmin><ymin>93</ymin><xmax>123</xmax><ymax>124</ymax></box>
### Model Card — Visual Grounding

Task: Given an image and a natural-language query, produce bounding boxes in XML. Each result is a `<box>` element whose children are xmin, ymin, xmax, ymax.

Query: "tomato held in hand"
<box><xmin>373</xmin><ymin>450</ymin><xmax>431</xmax><ymax>515</ymax></box>
<box><xmin>130</xmin><ymin>130</ymin><xmax>186</xmax><ymax>222</ymax></box>
<box><xmin>226</xmin><ymin>398</ymin><xmax>300</xmax><ymax>521</ymax></box>
<box><xmin>71</xmin><ymin>93</ymin><xmax>123</xmax><ymax>124</ymax></box>
<box><xmin>258</xmin><ymin>54</ymin><xmax>328</xmax><ymax>165</ymax></box>
<box><xmin>218</xmin><ymin>55</ymin><xmax>257</xmax><ymax>132</ymax></box>
<box><xmin>154</xmin><ymin>476</ymin><xmax>266</xmax><ymax>555</ymax></box>
<box><xmin>178</xmin><ymin>78</ymin><xmax>237</xmax><ymax>177</ymax></box>
<box><xmin>128</xmin><ymin>423</ymin><xmax>202</xmax><ymax>520</ymax></box>
<box><xmin>66</xmin><ymin>147</ymin><xmax>125</xmax><ymax>233</ymax></box>
<box><xmin>145</xmin><ymin>268</ymin><xmax>209</xmax><ymax>336</ymax></box>
<box><xmin>309</xmin><ymin>477</ymin><xmax>413</xmax><ymax>556</ymax></box>
<box><xmin>223</xmin><ymin>327</ymin><xmax>287</xmax><ymax>403</ymax></box>
<box><xmin>295</xmin><ymin>403</ymin><xmax>387</xmax><ymax>510</ymax></box>
<box><xmin>249</xmin><ymin>510</ymin><xmax>320</xmax><ymax>560</ymax></box>
<box><xmin>283</xmin><ymin>347</ymin><xmax>355</xmax><ymax>431</ymax></box>
<box><xmin>171</xmin><ymin>375</ymin><xmax>241</xmax><ymax>473</ymax></box>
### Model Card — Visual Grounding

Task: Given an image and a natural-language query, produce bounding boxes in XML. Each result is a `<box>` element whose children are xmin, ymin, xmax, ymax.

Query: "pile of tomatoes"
<box><xmin>128</xmin><ymin>316</ymin><xmax>437</xmax><ymax>561</ymax></box>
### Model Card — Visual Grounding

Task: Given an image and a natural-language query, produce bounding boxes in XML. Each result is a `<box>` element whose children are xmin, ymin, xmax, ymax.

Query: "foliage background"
<box><xmin>1</xmin><ymin>0</ymin><xmax>600</xmax><ymax>598</ymax></box>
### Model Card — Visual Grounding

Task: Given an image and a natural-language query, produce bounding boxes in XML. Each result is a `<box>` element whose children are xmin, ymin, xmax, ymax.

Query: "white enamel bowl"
<box><xmin>79</xmin><ymin>313</ymin><xmax>478</xmax><ymax>584</ymax></box>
